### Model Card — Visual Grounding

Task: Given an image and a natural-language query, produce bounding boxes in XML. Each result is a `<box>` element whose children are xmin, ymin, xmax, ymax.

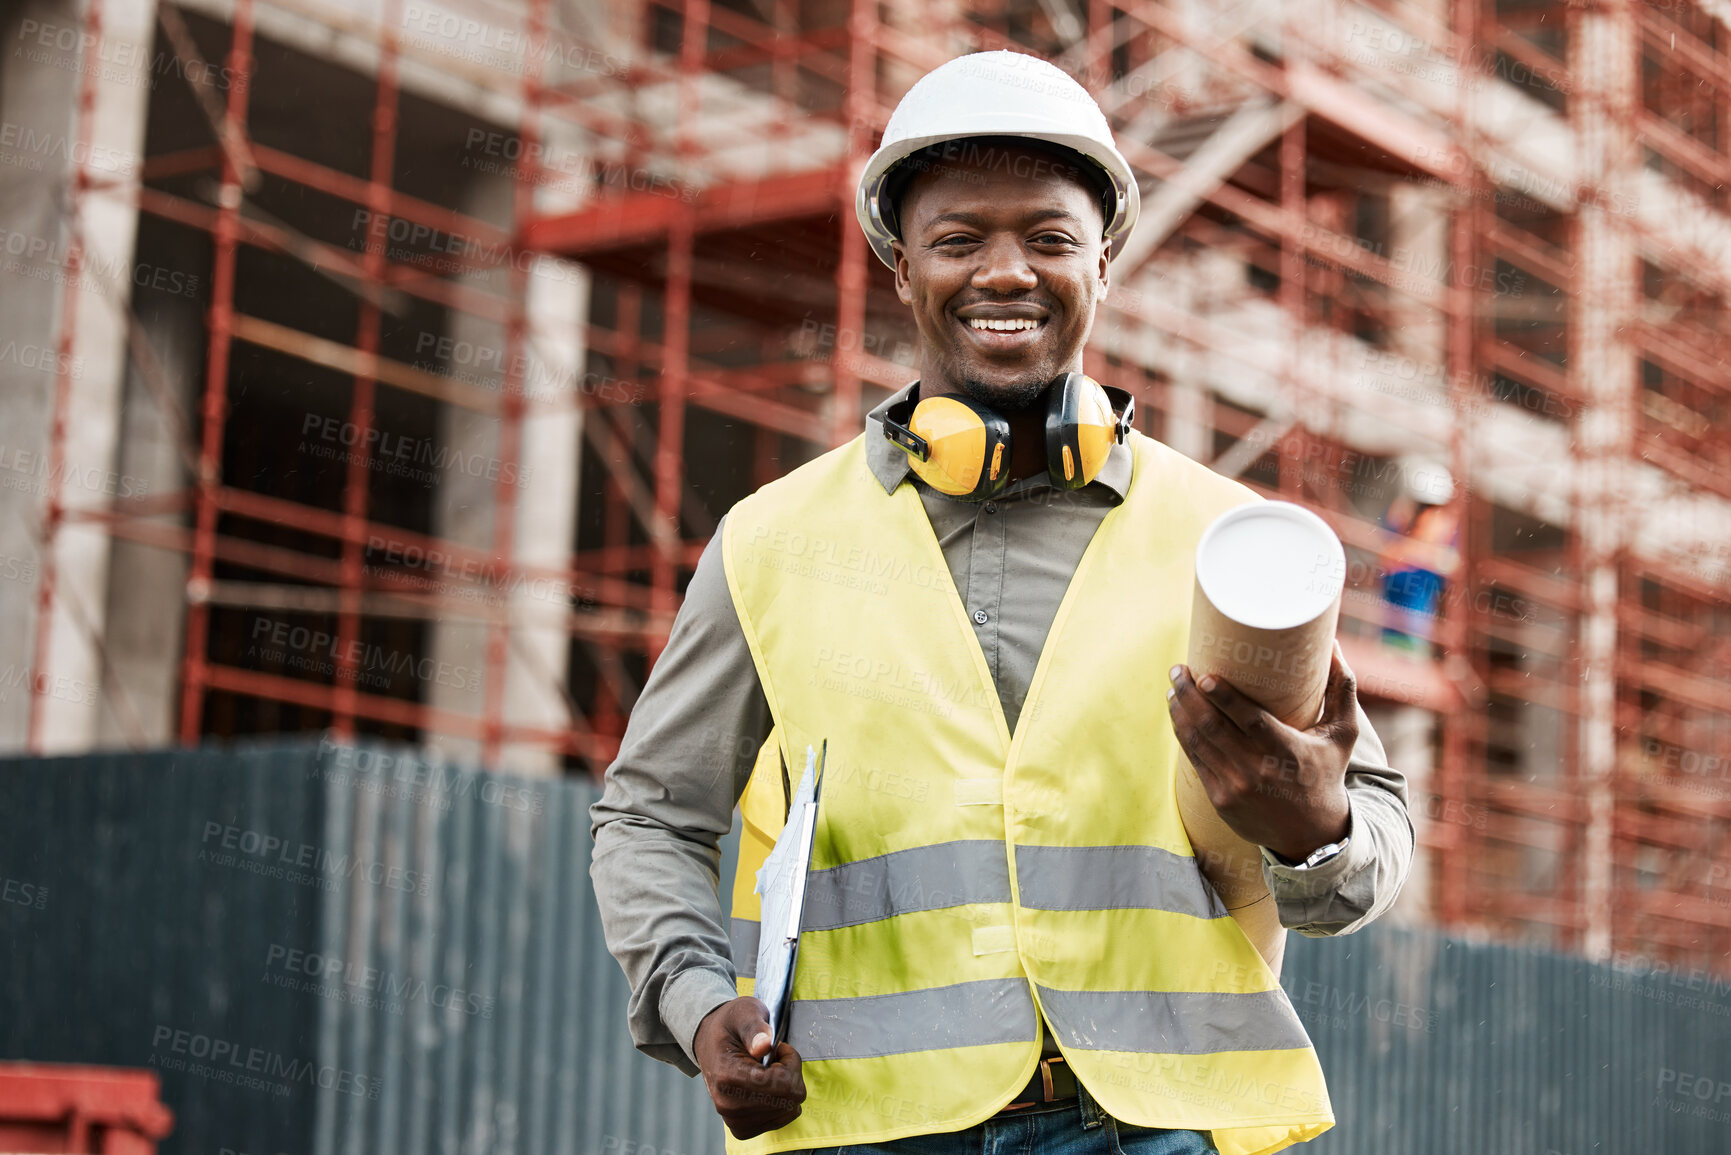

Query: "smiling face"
<box><xmin>890</xmin><ymin>141</ymin><xmax>1111</xmax><ymax>412</ymax></box>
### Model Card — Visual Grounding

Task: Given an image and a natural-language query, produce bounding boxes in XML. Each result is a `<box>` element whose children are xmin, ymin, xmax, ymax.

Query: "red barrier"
<box><xmin>0</xmin><ymin>1064</ymin><xmax>173</xmax><ymax>1154</ymax></box>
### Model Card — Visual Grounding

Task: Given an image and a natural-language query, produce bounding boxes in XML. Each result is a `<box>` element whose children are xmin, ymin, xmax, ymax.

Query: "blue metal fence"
<box><xmin>1281</xmin><ymin>921</ymin><xmax>1731</xmax><ymax>1153</ymax></box>
<box><xmin>0</xmin><ymin>738</ymin><xmax>718</xmax><ymax>1155</ymax></box>
<box><xmin>1</xmin><ymin>739</ymin><xmax>1727</xmax><ymax>1155</ymax></box>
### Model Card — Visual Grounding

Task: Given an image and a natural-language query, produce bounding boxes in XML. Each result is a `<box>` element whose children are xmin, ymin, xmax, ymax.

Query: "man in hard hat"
<box><xmin>591</xmin><ymin>50</ymin><xmax>1413</xmax><ymax>1155</ymax></box>
<box><xmin>1379</xmin><ymin>459</ymin><xmax>1461</xmax><ymax>657</ymax></box>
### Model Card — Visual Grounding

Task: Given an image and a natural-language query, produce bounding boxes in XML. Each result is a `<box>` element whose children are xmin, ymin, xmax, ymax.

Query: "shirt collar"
<box><xmin>864</xmin><ymin>381</ymin><xmax>1133</xmax><ymax>501</ymax></box>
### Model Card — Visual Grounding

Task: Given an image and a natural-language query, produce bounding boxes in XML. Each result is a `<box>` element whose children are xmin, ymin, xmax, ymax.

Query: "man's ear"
<box><xmin>1097</xmin><ymin>243</ymin><xmax>1110</xmax><ymax>296</ymax></box>
<box><xmin>892</xmin><ymin>239</ymin><xmax>913</xmax><ymax>306</ymax></box>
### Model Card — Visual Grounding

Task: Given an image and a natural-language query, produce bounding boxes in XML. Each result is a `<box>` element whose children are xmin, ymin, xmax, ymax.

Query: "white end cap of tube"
<box><xmin>1196</xmin><ymin>501</ymin><xmax>1346</xmax><ymax>631</ymax></box>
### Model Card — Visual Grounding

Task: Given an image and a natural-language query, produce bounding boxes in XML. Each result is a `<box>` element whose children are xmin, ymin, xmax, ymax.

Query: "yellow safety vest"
<box><xmin>721</xmin><ymin>432</ymin><xmax>1332</xmax><ymax>1155</ymax></box>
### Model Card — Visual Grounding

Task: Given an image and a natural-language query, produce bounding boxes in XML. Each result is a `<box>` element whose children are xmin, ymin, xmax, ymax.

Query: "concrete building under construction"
<box><xmin>1</xmin><ymin>0</ymin><xmax>1728</xmax><ymax>976</ymax></box>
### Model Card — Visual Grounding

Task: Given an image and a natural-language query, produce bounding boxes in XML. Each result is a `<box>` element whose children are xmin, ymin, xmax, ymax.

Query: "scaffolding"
<box><xmin>26</xmin><ymin>0</ymin><xmax>1731</xmax><ymax>973</ymax></box>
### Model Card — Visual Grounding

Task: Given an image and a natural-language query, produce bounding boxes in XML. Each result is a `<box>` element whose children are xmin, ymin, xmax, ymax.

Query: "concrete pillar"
<box><xmin>1169</xmin><ymin>0</ymin><xmax>1214</xmax><ymax>103</ymax></box>
<box><xmin>1385</xmin><ymin>181</ymin><xmax>1448</xmax><ymax>370</ymax></box>
<box><xmin>424</xmin><ymin>151</ymin><xmax>587</xmax><ymax>777</ymax></box>
<box><xmin>1571</xmin><ymin>1</ymin><xmax>1638</xmax><ymax>961</ymax></box>
<box><xmin>419</xmin><ymin>172</ymin><xmax>507</xmax><ymax>768</ymax></box>
<box><xmin>0</xmin><ymin>0</ymin><xmax>76</xmax><ymax>751</ymax></box>
<box><xmin>0</xmin><ymin>0</ymin><xmax>156</xmax><ymax>752</ymax></box>
<box><xmin>1161</xmin><ymin>268</ymin><xmax>1209</xmax><ymax>462</ymax></box>
<box><xmin>96</xmin><ymin>247</ymin><xmax>201</xmax><ymax>747</ymax></box>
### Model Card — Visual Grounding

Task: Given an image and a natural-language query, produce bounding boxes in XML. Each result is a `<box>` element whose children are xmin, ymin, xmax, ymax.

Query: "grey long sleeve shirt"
<box><xmin>589</xmin><ymin>384</ymin><xmax>1415</xmax><ymax>1079</ymax></box>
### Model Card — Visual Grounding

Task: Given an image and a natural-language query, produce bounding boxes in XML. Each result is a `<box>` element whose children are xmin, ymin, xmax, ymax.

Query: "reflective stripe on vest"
<box><xmin>1034</xmin><ymin>987</ymin><xmax>1313</xmax><ymax>1054</ymax></box>
<box><xmin>789</xmin><ymin>977</ymin><xmax>1038</xmax><ymax>1061</ymax></box>
<box><xmin>1015</xmin><ymin>844</ymin><xmax>1228</xmax><ymax>919</ymax></box>
<box><xmin>722</xmin><ymin>433</ymin><xmax>1332</xmax><ymax>1155</ymax></box>
<box><xmin>804</xmin><ymin>839</ymin><xmax>1011</xmax><ymax>930</ymax></box>
<box><xmin>730</xmin><ymin>919</ymin><xmax>760</xmax><ymax>979</ymax></box>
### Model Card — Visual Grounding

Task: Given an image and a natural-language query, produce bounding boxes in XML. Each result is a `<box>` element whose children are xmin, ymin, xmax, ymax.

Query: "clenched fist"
<box><xmin>693</xmin><ymin>996</ymin><xmax>806</xmax><ymax>1139</ymax></box>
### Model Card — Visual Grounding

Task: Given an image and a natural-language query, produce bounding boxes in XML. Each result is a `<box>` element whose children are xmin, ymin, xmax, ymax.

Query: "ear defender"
<box><xmin>1044</xmin><ymin>373</ymin><xmax>1135</xmax><ymax>490</ymax></box>
<box><xmin>883</xmin><ymin>376</ymin><xmax>1134</xmax><ymax>500</ymax></box>
<box><xmin>882</xmin><ymin>392</ymin><xmax>1014</xmax><ymax>500</ymax></box>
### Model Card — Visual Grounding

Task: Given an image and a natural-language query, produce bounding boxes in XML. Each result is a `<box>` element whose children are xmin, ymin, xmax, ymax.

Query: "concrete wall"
<box><xmin>0</xmin><ymin>0</ymin><xmax>157</xmax><ymax>753</ymax></box>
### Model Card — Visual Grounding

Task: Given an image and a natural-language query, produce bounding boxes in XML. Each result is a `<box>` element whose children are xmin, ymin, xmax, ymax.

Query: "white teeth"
<box><xmin>967</xmin><ymin>318</ymin><xmax>1042</xmax><ymax>331</ymax></box>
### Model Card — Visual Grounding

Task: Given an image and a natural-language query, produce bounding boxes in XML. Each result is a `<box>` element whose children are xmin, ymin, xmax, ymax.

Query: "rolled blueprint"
<box><xmin>1178</xmin><ymin>501</ymin><xmax>1346</xmax><ymax>976</ymax></box>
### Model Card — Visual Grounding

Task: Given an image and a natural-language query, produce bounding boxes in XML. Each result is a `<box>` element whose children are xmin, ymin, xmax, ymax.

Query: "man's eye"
<box><xmin>1034</xmin><ymin>233</ymin><xmax>1076</xmax><ymax>245</ymax></box>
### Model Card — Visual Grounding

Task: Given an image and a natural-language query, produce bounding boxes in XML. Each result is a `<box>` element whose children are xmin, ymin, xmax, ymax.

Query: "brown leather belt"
<box><xmin>997</xmin><ymin>1056</ymin><xmax>1078</xmax><ymax>1113</ymax></box>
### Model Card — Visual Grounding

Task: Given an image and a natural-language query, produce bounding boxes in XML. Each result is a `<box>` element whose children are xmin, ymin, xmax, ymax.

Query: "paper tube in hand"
<box><xmin>1178</xmin><ymin>501</ymin><xmax>1345</xmax><ymax>976</ymax></box>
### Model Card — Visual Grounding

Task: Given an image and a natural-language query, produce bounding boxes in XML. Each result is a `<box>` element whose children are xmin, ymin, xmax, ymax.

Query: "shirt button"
<box><xmin>984</xmin><ymin>502</ymin><xmax>998</xmax><ymax>514</ymax></box>
<box><xmin>973</xmin><ymin>609</ymin><xmax>989</xmax><ymax>625</ymax></box>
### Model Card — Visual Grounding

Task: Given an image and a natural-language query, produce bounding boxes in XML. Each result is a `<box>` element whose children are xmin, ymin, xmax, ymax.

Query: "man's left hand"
<box><xmin>1166</xmin><ymin>641</ymin><xmax>1358</xmax><ymax>864</ymax></box>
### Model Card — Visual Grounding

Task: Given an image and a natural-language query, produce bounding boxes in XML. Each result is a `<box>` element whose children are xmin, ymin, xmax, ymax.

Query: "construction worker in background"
<box><xmin>591</xmin><ymin>51</ymin><xmax>1413</xmax><ymax>1155</ymax></box>
<box><xmin>1378</xmin><ymin>458</ymin><xmax>1461</xmax><ymax>657</ymax></box>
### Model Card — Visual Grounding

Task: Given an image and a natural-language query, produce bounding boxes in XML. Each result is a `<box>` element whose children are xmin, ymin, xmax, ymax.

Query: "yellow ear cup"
<box><xmin>1071</xmin><ymin>380</ymin><xmax>1117</xmax><ymax>484</ymax></box>
<box><xmin>1046</xmin><ymin>373</ymin><xmax>1124</xmax><ymax>490</ymax></box>
<box><xmin>906</xmin><ymin>396</ymin><xmax>989</xmax><ymax>497</ymax></box>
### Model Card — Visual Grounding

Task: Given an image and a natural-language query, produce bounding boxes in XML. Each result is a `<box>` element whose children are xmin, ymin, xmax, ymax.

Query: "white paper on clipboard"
<box><xmin>752</xmin><ymin>741</ymin><xmax>825</xmax><ymax>1064</ymax></box>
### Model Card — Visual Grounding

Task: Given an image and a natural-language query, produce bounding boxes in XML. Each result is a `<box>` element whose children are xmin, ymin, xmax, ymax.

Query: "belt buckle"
<box><xmin>1040</xmin><ymin>1055</ymin><xmax>1066</xmax><ymax>1101</ymax></box>
<box><xmin>1001</xmin><ymin>1056</ymin><xmax>1068</xmax><ymax>1113</ymax></box>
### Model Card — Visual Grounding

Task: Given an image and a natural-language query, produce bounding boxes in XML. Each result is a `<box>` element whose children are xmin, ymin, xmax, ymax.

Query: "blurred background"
<box><xmin>0</xmin><ymin>0</ymin><xmax>1727</xmax><ymax>1152</ymax></box>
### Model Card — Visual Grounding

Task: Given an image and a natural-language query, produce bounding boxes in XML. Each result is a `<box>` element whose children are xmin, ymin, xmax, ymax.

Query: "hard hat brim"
<box><xmin>857</xmin><ymin>129</ymin><xmax>1139</xmax><ymax>270</ymax></box>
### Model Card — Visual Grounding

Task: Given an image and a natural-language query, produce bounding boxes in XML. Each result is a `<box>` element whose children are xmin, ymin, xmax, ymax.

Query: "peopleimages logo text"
<box><xmin>200</xmin><ymin>822</ymin><xmax>433</xmax><ymax>896</ymax></box>
<box><xmin>150</xmin><ymin>1025</ymin><xmax>380</xmax><ymax>1099</ymax></box>
<box><xmin>248</xmin><ymin>617</ymin><xmax>481</xmax><ymax>692</ymax></box>
<box><xmin>264</xmin><ymin>944</ymin><xmax>494</xmax><ymax>1018</ymax></box>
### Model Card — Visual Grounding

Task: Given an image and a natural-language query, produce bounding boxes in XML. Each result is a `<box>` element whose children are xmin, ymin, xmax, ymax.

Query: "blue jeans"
<box><xmin>810</xmin><ymin>1083</ymin><xmax>1218</xmax><ymax>1155</ymax></box>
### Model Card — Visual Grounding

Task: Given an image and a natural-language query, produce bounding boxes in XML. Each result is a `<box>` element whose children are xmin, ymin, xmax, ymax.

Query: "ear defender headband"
<box><xmin>882</xmin><ymin>373</ymin><xmax>1134</xmax><ymax>501</ymax></box>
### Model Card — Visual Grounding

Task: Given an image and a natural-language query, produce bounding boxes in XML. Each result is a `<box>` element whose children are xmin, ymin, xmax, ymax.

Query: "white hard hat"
<box><xmin>856</xmin><ymin>51</ymin><xmax>1140</xmax><ymax>269</ymax></box>
<box><xmin>1398</xmin><ymin>456</ymin><xmax>1456</xmax><ymax>504</ymax></box>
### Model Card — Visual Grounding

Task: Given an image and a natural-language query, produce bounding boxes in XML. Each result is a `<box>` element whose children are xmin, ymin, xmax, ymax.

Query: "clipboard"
<box><xmin>752</xmin><ymin>740</ymin><xmax>826</xmax><ymax>1066</ymax></box>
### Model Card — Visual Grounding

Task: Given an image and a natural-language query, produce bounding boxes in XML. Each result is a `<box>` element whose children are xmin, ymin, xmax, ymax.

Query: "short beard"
<box><xmin>958</xmin><ymin>372</ymin><xmax>1049</xmax><ymax>412</ymax></box>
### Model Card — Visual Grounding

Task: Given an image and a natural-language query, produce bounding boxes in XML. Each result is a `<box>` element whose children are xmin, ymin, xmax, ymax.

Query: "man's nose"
<box><xmin>970</xmin><ymin>235</ymin><xmax>1038</xmax><ymax>294</ymax></box>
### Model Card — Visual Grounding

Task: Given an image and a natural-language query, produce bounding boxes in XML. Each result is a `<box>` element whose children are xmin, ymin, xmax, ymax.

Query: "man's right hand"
<box><xmin>693</xmin><ymin>996</ymin><xmax>806</xmax><ymax>1139</ymax></box>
